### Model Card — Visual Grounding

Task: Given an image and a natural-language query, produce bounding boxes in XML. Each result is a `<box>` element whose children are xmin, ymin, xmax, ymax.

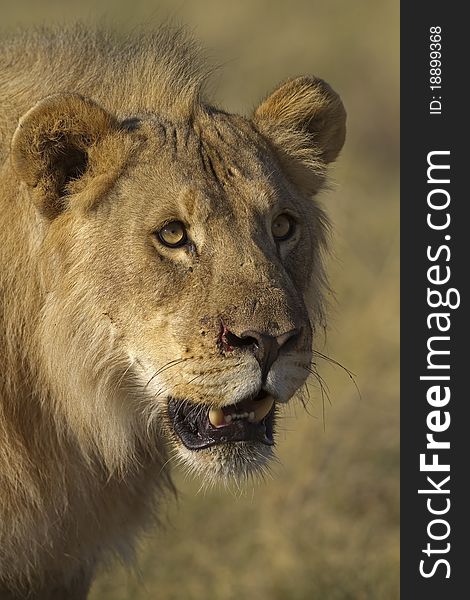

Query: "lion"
<box><xmin>0</xmin><ymin>25</ymin><xmax>346</xmax><ymax>599</ymax></box>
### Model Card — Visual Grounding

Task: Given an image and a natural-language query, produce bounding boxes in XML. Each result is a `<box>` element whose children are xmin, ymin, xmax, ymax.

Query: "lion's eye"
<box><xmin>271</xmin><ymin>214</ymin><xmax>295</xmax><ymax>241</ymax></box>
<box><xmin>157</xmin><ymin>221</ymin><xmax>188</xmax><ymax>248</ymax></box>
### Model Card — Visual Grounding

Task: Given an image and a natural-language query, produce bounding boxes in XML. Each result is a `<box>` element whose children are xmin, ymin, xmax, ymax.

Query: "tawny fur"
<box><xmin>0</xmin><ymin>25</ymin><xmax>345</xmax><ymax>598</ymax></box>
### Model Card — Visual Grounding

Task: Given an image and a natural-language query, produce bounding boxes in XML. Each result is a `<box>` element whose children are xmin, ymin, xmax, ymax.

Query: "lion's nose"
<box><xmin>224</xmin><ymin>328</ymin><xmax>300</xmax><ymax>380</ymax></box>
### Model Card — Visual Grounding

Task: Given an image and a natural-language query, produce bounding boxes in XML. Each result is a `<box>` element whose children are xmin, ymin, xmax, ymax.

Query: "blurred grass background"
<box><xmin>2</xmin><ymin>1</ymin><xmax>399</xmax><ymax>598</ymax></box>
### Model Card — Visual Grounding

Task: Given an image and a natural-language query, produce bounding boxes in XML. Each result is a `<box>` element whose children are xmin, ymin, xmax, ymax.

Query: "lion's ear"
<box><xmin>11</xmin><ymin>93</ymin><xmax>119</xmax><ymax>219</ymax></box>
<box><xmin>253</xmin><ymin>76</ymin><xmax>346</xmax><ymax>195</ymax></box>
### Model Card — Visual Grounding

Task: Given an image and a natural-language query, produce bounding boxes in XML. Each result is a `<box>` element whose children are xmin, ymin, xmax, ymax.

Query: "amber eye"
<box><xmin>157</xmin><ymin>221</ymin><xmax>188</xmax><ymax>248</ymax></box>
<box><xmin>272</xmin><ymin>213</ymin><xmax>295</xmax><ymax>241</ymax></box>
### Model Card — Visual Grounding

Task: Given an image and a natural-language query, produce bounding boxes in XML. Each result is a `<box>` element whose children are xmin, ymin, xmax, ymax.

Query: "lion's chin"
<box><xmin>173</xmin><ymin>438</ymin><xmax>276</xmax><ymax>484</ymax></box>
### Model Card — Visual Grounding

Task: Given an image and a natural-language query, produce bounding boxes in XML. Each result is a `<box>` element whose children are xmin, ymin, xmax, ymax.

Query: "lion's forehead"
<box><xmin>136</xmin><ymin>111</ymin><xmax>286</xmax><ymax>200</ymax></box>
<box><xmin>119</xmin><ymin>113</ymin><xmax>294</xmax><ymax>236</ymax></box>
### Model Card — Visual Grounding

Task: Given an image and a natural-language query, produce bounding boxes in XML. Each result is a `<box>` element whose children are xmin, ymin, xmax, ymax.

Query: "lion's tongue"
<box><xmin>208</xmin><ymin>395</ymin><xmax>274</xmax><ymax>428</ymax></box>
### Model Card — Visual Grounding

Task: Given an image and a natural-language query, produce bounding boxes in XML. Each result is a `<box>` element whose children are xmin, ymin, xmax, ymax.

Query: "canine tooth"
<box><xmin>248</xmin><ymin>411</ymin><xmax>255</xmax><ymax>422</ymax></box>
<box><xmin>225</xmin><ymin>415</ymin><xmax>232</xmax><ymax>424</ymax></box>
<box><xmin>208</xmin><ymin>408</ymin><xmax>225</xmax><ymax>427</ymax></box>
<box><xmin>252</xmin><ymin>396</ymin><xmax>275</xmax><ymax>423</ymax></box>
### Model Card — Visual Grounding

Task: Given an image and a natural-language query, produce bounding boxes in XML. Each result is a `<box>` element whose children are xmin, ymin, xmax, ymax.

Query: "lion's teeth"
<box><xmin>209</xmin><ymin>397</ymin><xmax>274</xmax><ymax>427</ymax></box>
<box><xmin>252</xmin><ymin>396</ymin><xmax>275</xmax><ymax>423</ymax></box>
<box><xmin>208</xmin><ymin>408</ymin><xmax>225</xmax><ymax>427</ymax></box>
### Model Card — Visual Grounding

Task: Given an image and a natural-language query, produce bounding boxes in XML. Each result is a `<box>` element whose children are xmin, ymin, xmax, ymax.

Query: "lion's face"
<box><xmin>11</xmin><ymin>80</ymin><xmax>345</xmax><ymax>480</ymax></box>
<box><xmin>91</xmin><ymin>113</ymin><xmax>316</xmax><ymax>478</ymax></box>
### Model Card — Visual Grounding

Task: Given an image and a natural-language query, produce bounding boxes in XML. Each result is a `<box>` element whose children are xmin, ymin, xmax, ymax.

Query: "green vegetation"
<box><xmin>3</xmin><ymin>1</ymin><xmax>399</xmax><ymax>598</ymax></box>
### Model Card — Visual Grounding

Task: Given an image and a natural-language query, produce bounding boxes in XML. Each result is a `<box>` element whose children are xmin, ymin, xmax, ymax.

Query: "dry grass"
<box><xmin>2</xmin><ymin>1</ymin><xmax>399</xmax><ymax>598</ymax></box>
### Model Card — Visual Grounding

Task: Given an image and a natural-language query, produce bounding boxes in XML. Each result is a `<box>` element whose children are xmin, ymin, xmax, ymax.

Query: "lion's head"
<box><xmin>10</xmin><ymin>76</ymin><xmax>345</xmax><ymax>482</ymax></box>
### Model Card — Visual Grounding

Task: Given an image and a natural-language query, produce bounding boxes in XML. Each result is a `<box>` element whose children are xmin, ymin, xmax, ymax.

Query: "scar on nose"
<box><xmin>217</xmin><ymin>321</ymin><xmax>234</xmax><ymax>353</ymax></box>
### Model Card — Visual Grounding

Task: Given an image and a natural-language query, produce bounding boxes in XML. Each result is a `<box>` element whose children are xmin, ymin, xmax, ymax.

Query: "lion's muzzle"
<box><xmin>219</xmin><ymin>324</ymin><xmax>300</xmax><ymax>380</ymax></box>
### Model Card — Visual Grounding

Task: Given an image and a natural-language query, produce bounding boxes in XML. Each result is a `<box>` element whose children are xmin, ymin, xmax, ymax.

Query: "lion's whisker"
<box><xmin>144</xmin><ymin>357</ymin><xmax>189</xmax><ymax>390</ymax></box>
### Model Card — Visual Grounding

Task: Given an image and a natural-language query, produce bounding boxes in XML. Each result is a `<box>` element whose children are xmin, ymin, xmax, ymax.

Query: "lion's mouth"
<box><xmin>168</xmin><ymin>391</ymin><xmax>275</xmax><ymax>450</ymax></box>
